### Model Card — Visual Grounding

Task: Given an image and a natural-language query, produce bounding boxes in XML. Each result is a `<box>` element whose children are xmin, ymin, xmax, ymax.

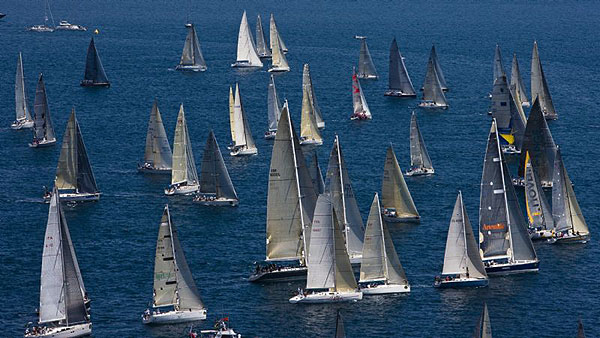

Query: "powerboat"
<box><xmin>55</xmin><ymin>20</ymin><xmax>86</xmax><ymax>31</ymax></box>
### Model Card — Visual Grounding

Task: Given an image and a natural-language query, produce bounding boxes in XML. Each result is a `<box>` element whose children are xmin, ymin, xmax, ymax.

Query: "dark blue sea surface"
<box><xmin>1</xmin><ymin>1</ymin><xmax>598</xmax><ymax>337</ymax></box>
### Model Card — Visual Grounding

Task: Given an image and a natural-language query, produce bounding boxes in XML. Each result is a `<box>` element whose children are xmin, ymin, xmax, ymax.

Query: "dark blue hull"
<box><xmin>485</xmin><ymin>261</ymin><xmax>539</xmax><ymax>275</ymax></box>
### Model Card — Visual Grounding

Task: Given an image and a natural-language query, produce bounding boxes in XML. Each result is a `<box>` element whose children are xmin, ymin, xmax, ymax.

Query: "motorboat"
<box><xmin>55</xmin><ymin>20</ymin><xmax>86</xmax><ymax>31</ymax></box>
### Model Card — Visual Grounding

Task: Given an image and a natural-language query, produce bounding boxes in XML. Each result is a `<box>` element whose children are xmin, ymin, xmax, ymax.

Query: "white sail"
<box><xmin>352</xmin><ymin>68</ymin><xmax>371</xmax><ymax>118</ymax></box>
<box><xmin>143</xmin><ymin>101</ymin><xmax>172</xmax><ymax>170</ymax></box>
<box><xmin>300</xmin><ymin>85</ymin><xmax>323</xmax><ymax>144</ymax></box>
<box><xmin>306</xmin><ymin>194</ymin><xmax>336</xmax><ymax>290</ymax></box>
<box><xmin>381</xmin><ymin>146</ymin><xmax>419</xmax><ymax>218</ymax></box>
<box><xmin>15</xmin><ymin>52</ymin><xmax>32</xmax><ymax>124</ymax></box>
<box><xmin>267</xmin><ymin>75</ymin><xmax>282</xmax><ymax>132</ymax></box>
<box><xmin>233</xmin><ymin>11</ymin><xmax>262</xmax><ymax>67</ymax></box>
<box><xmin>302</xmin><ymin>64</ymin><xmax>324</xmax><ymax>128</ymax></box>
<box><xmin>357</xmin><ymin>37</ymin><xmax>378</xmax><ymax>79</ymax></box>
<box><xmin>228</xmin><ymin>86</ymin><xmax>236</xmax><ymax>144</ymax></box>
<box><xmin>430</xmin><ymin>45</ymin><xmax>447</xmax><ymax>91</ymax></box>
<box><xmin>270</xmin><ymin>32</ymin><xmax>290</xmax><ymax>71</ymax></box>
<box><xmin>171</xmin><ymin>104</ymin><xmax>199</xmax><ymax>185</ymax></box>
<box><xmin>232</xmin><ymin>83</ymin><xmax>257</xmax><ymax>151</ymax></box>
<box><xmin>531</xmin><ymin>41</ymin><xmax>557</xmax><ymax>119</ymax></box>
<box><xmin>552</xmin><ymin>147</ymin><xmax>589</xmax><ymax>236</ymax></box>
<box><xmin>269</xmin><ymin>14</ymin><xmax>288</xmax><ymax>53</ymax></box>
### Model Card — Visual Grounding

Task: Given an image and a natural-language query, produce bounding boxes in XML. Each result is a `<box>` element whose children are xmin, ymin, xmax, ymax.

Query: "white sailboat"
<box><xmin>138</xmin><ymin>101</ymin><xmax>172</xmax><ymax>174</ymax></box>
<box><xmin>419</xmin><ymin>57</ymin><xmax>448</xmax><ymax>109</ymax></box>
<box><xmin>479</xmin><ymin>120</ymin><xmax>539</xmax><ymax>275</ymax></box>
<box><xmin>264</xmin><ymin>75</ymin><xmax>282</xmax><ymax>139</ymax></box>
<box><xmin>290</xmin><ymin>193</ymin><xmax>363</xmax><ymax>303</ymax></box>
<box><xmin>355</xmin><ymin>36</ymin><xmax>378</xmax><ymax>79</ymax></box>
<box><xmin>511</xmin><ymin>53</ymin><xmax>529</xmax><ymax>107</ymax></box>
<box><xmin>406</xmin><ymin>112</ymin><xmax>435</xmax><ymax>176</ymax></box>
<box><xmin>28</xmin><ymin>0</ymin><xmax>55</xmax><ymax>32</ymax></box>
<box><xmin>12</xmin><ymin>52</ymin><xmax>34</xmax><ymax>129</ymax></box>
<box><xmin>268</xmin><ymin>30</ymin><xmax>290</xmax><ymax>72</ymax></box>
<box><xmin>142</xmin><ymin>205</ymin><xmax>207</xmax><ymax>324</ymax></box>
<box><xmin>25</xmin><ymin>187</ymin><xmax>92</xmax><ymax>338</ymax></box>
<box><xmin>359</xmin><ymin>193</ymin><xmax>411</xmax><ymax>294</ymax></box>
<box><xmin>550</xmin><ymin>147</ymin><xmax>590</xmax><ymax>244</ymax></box>
<box><xmin>325</xmin><ymin>136</ymin><xmax>365</xmax><ymax>263</ymax></box>
<box><xmin>165</xmin><ymin>104</ymin><xmax>199</xmax><ymax>195</ymax></box>
<box><xmin>269</xmin><ymin>14</ymin><xmax>288</xmax><ymax>54</ymax></box>
<box><xmin>381</xmin><ymin>145</ymin><xmax>420</xmax><ymax>223</ymax></box>
<box><xmin>231</xmin><ymin>11</ymin><xmax>263</xmax><ymax>68</ymax></box>
<box><xmin>193</xmin><ymin>131</ymin><xmax>239</xmax><ymax>206</ymax></box>
<box><xmin>429</xmin><ymin>44</ymin><xmax>448</xmax><ymax>91</ymax></box>
<box><xmin>531</xmin><ymin>41</ymin><xmax>557</xmax><ymax>120</ymax></box>
<box><xmin>350</xmin><ymin>67</ymin><xmax>372</xmax><ymax>120</ymax></box>
<box><xmin>249</xmin><ymin>102</ymin><xmax>317</xmax><ymax>282</ymax></box>
<box><xmin>299</xmin><ymin>84</ymin><xmax>323</xmax><ymax>146</ymax></box>
<box><xmin>434</xmin><ymin>191</ymin><xmax>488</xmax><ymax>288</ymax></box>
<box><xmin>255</xmin><ymin>14</ymin><xmax>271</xmax><ymax>58</ymax></box>
<box><xmin>45</xmin><ymin>108</ymin><xmax>100</xmax><ymax>203</ymax></box>
<box><xmin>303</xmin><ymin>64</ymin><xmax>325</xmax><ymax>129</ymax></box>
<box><xmin>176</xmin><ymin>23</ymin><xmax>207</xmax><ymax>71</ymax></box>
<box><xmin>384</xmin><ymin>38</ymin><xmax>416</xmax><ymax>97</ymax></box>
<box><xmin>524</xmin><ymin>151</ymin><xmax>555</xmax><ymax>240</ymax></box>
<box><xmin>229</xmin><ymin>83</ymin><xmax>258</xmax><ymax>156</ymax></box>
<box><xmin>30</xmin><ymin>73</ymin><xmax>56</xmax><ymax>148</ymax></box>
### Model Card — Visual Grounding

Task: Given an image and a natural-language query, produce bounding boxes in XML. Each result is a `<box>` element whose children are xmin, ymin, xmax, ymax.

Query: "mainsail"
<box><xmin>552</xmin><ymin>147</ymin><xmax>589</xmax><ymax>236</ymax></box>
<box><xmin>231</xmin><ymin>83</ymin><xmax>257</xmax><ymax>152</ymax></box>
<box><xmin>531</xmin><ymin>41</ymin><xmax>557</xmax><ymax>119</ymax></box>
<box><xmin>82</xmin><ymin>37</ymin><xmax>110</xmax><ymax>86</ymax></box>
<box><xmin>267</xmin><ymin>75</ymin><xmax>282</xmax><ymax>132</ymax></box>
<box><xmin>266</xmin><ymin>103</ymin><xmax>317</xmax><ymax>262</ymax></box>
<box><xmin>234</xmin><ymin>11</ymin><xmax>262</xmax><ymax>67</ymax></box>
<box><xmin>143</xmin><ymin>101</ymin><xmax>172</xmax><ymax>170</ymax></box>
<box><xmin>357</xmin><ymin>37</ymin><xmax>378</xmax><ymax>79</ymax></box>
<box><xmin>300</xmin><ymin>85</ymin><xmax>323</xmax><ymax>144</ymax></box>
<box><xmin>302</xmin><ymin>64</ymin><xmax>324</xmax><ymax>128</ymax></box>
<box><xmin>32</xmin><ymin>73</ymin><xmax>56</xmax><ymax>144</ymax></box>
<box><xmin>178</xmin><ymin>23</ymin><xmax>207</xmax><ymax>70</ymax></box>
<box><xmin>360</xmin><ymin>193</ymin><xmax>409</xmax><ymax>285</ymax></box>
<box><xmin>255</xmin><ymin>15</ymin><xmax>271</xmax><ymax>58</ymax></box>
<box><xmin>381</xmin><ymin>146</ymin><xmax>419</xmax><ymax>219</ymax></box>
<box><xmin>352</xmin><ymin>68</ymin><xmax>371</xmax><ymax>119</ymax></box>
<box><xmin>473</xmin><ymin>303</ymin><xmax>492</xmax><ymax>338</ymax></box>
<box><xmin>171</xmin><ymin>104</ymin><xmax>199</xmax><ymax>186</ymax></box>
<box><xmin>524</xmin><ymin>151</ymin><xmax>553</xmax><ymax>230</ymax></box>
<box><xmin>409</xmin><ymin>112</ymin><xmax>433</xmax><ymax>170</ymax></box>
<box><xmin>492</xmin><ymin>44</ymin><xmax>506</xmax><ymax>86</ymax></box>
<box><xmin>308</xmin><ymin>153</ymin><xmax>325</xmax><ymax>195</ymax></box>
<box><xmin>429</xmin><ymin>45</ymin><xmax>447</xmax><ymax>91</ymax></box>
<box><xmin>269</xmin><ymin>14</ymin><xmax>288</xmax><ymax>53</ymax></box>
<box><xmin>152</xmin><ymin>205</ymin><xmax>204</xmax><ymax>311</ymax></box>
<box><xmin>325</xmin><ymin>136</ymin><xmax>365</xmax><ymax>260</ymax></box>
<box><xmin>518</xmin><ymin>99</ymin><xmax>557</xmax><ymax>184</ymax></box>
<box><xmin>55</xmin><ymin>109</ymin><xmax>99</xmax><ymax>195</ymax></box>
<box><xmin>387</xmin><ymin>38</ymin><xmax>416</xmax><ymax>95</ymax></box>
<box><xmin>510</xmin><ymin>53</ymin><xmax>529</xmax><ymax>106</ymax></box>
<box><xmin>421</xmin><ymin>57</ymin><xmax>448</xmax><ymax>106</ymax></box>
<box><xmin>15</xmin><ymin>52</ymin><xmax>33</xmax><ymax>125</ymax></box>
<box><xmin>199</xmin><ymin>130</ymin><xmax>238</xmax><ymax>201</ymax></box>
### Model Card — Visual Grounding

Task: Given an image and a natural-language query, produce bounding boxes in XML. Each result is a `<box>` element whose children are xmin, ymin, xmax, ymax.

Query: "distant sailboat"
<box><xmin>138</xmin><ymin>101</ymin><xmax>172</xmax><ymax>174</ymax></box>
<box><xmin>80</xmin><ymin>37</ymin><xmax>110</xmax><ymax>87</ymax></box>
<box><xmin>531</xmin><ymin>41</ymin><xmax>557</xmax><ymax>120</ymax></box>
<box><xmin>25</xmin><ymin>187</ymin><xmax>92</xmax><ymax>338</ymax></box>
<box><xmin>27</xmin><ymin>0</ymin><xmax>55</xmax><ymax>32</ymax></box>
<box><xmin>269</xmin><ymin>14</ymin><xmax>288</xmax><ymax>54</ymax></box>
<box><xmin>550</xmin><ymin>147</ymin><xmax>590</xmax><ymax>244</ymax></box>
<box><xmin>232</xmin><ymin>11</ymin><xmax>263</xmax><ymax>68</ymax></box>
<box><xmin>300</xmin><ymin>85</ymin><xmax>323</xmax><ymax>146</ymax></box>
<box><xmin>510</xmin><ymin>53</ymin><xmax>529</xmax><ymax>107</ymax></box>
<box><xmin>248</xmin><ymin>102</ymin><xmax>317</xmax><ymax>282</ymax></box>
<box><xmin>406</xmin><ymin>112</ymin><xmax>435</xmax><ymax>176</ymax></box>
<box><xmin>355</xmin><ymin>36</ymin><xmax>378</xmax><ymax>79</ymax></box>
<box><xmin>350</xmin><ymin>67</ymin><xmax>372</xmax><ymax>120</ymax></box>
<box><xmin>479</xmin><ymin>120</ymin><xmax>539</xmax><ymax>275</ymax></box>
<box><xmin>434</xmin><ymin>191</ymin><xmax>488</xmax><ymax>288</ymax></box>
<box><xmin>492</xmin><ymin>44</ymin><xmax>506</xmax><ymax>88</ymax></box>
<box><xmin>29</xmin><ymin>73</ymin><xmax>56</xmax><ymax>148</ymax></box>
<box><xmin>524</xmin><ymin>151</ymin><xmax>554</xmax><ymax>240</ymax></box>
<box><xmin>264</xmin><ymin>75</ymin><xmax>282</xmax><ymax>139</ymax></box>
<box><xmin>193</xmin><ymin>131</ymin><xmax>239</xmax><ymax>206</ymax></box>
<box><xmin>472</xmin><ymin>303</ymin><xmax>492</xmax><ymax>338</ymax></box>
<box><xmin>308</xmin><ymin>153</ymin><xmax>325</xmax><ymax>195</ymax></box>
<box><xmin>255</xmin><ymin>15</ymin><xmax>271</xmax><ymax>58</ymax></box>
<box><xmin>384</xmin><ymin>38</ymin><xmax>416</xmax><ymax>97</ymax></box>
<box><xmin>142</xmin><ymin>205</ymin><xmax>207</xmax><ymax>324</ymax></box>
<box><xmin>289</xmin><ymin>193</ymin><xmax>363</xmax><ymax>303</ymax></box>
<box><xmin>165</xmin><ymin>104</ymin><xmax>199</xmax><ymax>195</ymax></box>
<box><xmin>491</xmin><ymin>75</ymin><xmax>526</xmax><ymax>155</ymax></box>
<box><xmin>335</xmin><ymin>310</ymin><xmax>346</xmax><ymax>338</ymax></box>
<box><xmin>176</xmin><ymin>23</ymin><xmax>207</xmax><ymax>71</ymax></box>
<box><xmin>45</xmin><ymin>108</ymin><xmax>100</xmax><ymax>203</ymax></box>
<box><xmin>302</xmin><ymin>64</ymin><xmax>325</xmax><ymax>128</ymax></box>
<box><xmin>577</xmin><ymin>319</ymin><xmax>586</xmax><ymax>338</ymax></box>
<box><xmin>359</xmin><ymin>193</ymin><xmax>411</xmax><ymax>294</ymax></box>
<box><xmin>419</xmin><ymin>57</ymin><xmax>448</xmax><ymax>109</ymax></box>
<box><xmin>325</xmin><ymin>135</ymin><xmax>365</xmax><ymax>263</ymax></box>
<box><xmin>381</xmin><ymin>145</ymin><xmax>420</xmax><ymax>223</ymax></box>
<box><xmin>428</xmin><ymin>44</ymin><xmax>448</xmax><ymax>91</ymax></box>
<box><xmin>229</xmin><ymin>83</ymin><xmax>258</xmax><ymax>156</ymax></box>
<box><xmin>12</xmin><ymin>52</ymin><xmax>34</xmax><ymax>129</ymax></box>
<box><xmin>268</xmin><ymin>30</ymin><xmax>290</xmax><ymax>72</ymax></box>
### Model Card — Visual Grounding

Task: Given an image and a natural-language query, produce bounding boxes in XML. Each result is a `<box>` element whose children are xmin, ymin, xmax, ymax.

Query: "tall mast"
<box><xmin>494</xmin><ymin>120</ymin><xmax>515</xmax><ymax>262</ymax></box>
<box><xmin>288</xmin><ymin>101</ymin><xmax>308</xmax><ymax>263</ymax></box>
<box><xmin>335</xmin><ymin>135</ymin><xmax>349</xmax><ymax>250</ymax></box>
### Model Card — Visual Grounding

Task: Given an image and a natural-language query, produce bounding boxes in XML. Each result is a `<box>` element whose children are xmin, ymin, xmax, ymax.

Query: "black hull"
<box><xmin>485</xmin><ymin>261</ymin><xmax>539</xmax><ymax>275</ymax></box>
<box><xmin>249</xmin><ymin>267</ymin><xmax>307</xmax><ymax>283</ymax></box>
<box><xmin>80</xmin><ymin>81</ymin><xmax>110</xmax><ymax>88</ymax></box>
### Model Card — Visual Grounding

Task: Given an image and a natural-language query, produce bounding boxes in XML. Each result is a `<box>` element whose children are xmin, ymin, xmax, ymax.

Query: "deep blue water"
<box><xmin>1</xmin><ymin>1</ymin><xmax>599</xmax><ymax>337</ymax></box>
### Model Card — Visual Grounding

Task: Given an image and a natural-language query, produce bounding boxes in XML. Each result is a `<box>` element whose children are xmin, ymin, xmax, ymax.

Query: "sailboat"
<box><xmin>434</xmin><ymin>191</ymin><xmax>488</xmax><ymax>288</ymax></box>
<box><xmin>28</xmin><ymin>0</ymin><xmax>55</xmax><ymax>32</ymax></box>
<box><xmin>472</xmin><ymin>303</ymin><xmax>492</xmax><ymax>338</ymax></box>
<box><xmin>229</xmin><ymin>83</ymin><xmax>258</xmax><ymax>156</ymax></box>
<box><xmin>193</xmin><ymin>131</ymin><xmax>239</xmax><ymax>206</ymax></box>
<box><xmin>359</xmin><ymin>193</ymin><xmax>411</xmax><ymax>294</ymax></box>
<box><xmin>491</xmin><ymin>75</ymin><xmax>526</xmax><ymax>155</ymax></box>
<box><xmin>289</xmin><ymin>193</ymin><xmax>363</xmax><ymax>303</ymax></box>
<box><xmin>309</xmin><ymin>153</ymin><xmax>325</xmax><ymax>195</ymax></box>
<box><xmin>29</xmin><ymin>73</ymin><xmax>56</xmax><ymax>148</ymax></box>
<box><xmin>355</xmin><ymin>36</ymin><xmax>378</xmax><ymax>79</ymax></box>
<box><xmin>325</xmin><ymin>135</ymin><xmax>365</xmax><ymax>264</ymax></box>
<box><xmin>419</xmin><ymin>57</ymin><xmax>448</xmax><ymax>109</ymax></box>
<box><xmin>12</xmin><ymin>52</ymin><xmax>34</xmax><ymax>129</ymax></box>
<box><xmin>255</xmin><ymin>14</ymin><xmax>271</xmax><ymax>58</ymax></box>
<box><xmin>44</xmin><ymin>108</ymin><xmax>100</xmax><ymax>203</ymax></box>
<box><xmin>142</xmin><ymin>205</ymin><xmax>207</xmax><ymax>324</ymax></box>
<box><xmin>25</xmin><ymin>187</ymin><xmax>92</xmax><ymax>338</ymax></box>
<box><xmin>550</xmin><ymin>147</ymin><xmax>590</xmax><ymax>244</ymax></box>
<box><xmin>350</xmin><ymin>67</ymin><xmax>372</xmax><ymax>120</ymax></box>
<box><xmin>268</xmin><ymin>29</ymin><xmax>290</xmax><ymax>72</ymax></box>
<box><xmin>300</xmin><ymin>85</ymin><xmax>323</xmax><ymax>146</ymax></box>
<box><xmin>269</xmin><ymin>14</ymin><xmax>288</xmax><ymax>54</ymax></box>
<box><xmin>302</xmin><ymin>64</ymin><xmax>325</xmax><ymax>129</ymax></box>
<box><xmin>248</xmin><ymin>102</ymin><xmax>317</xmax><ymax>282</ymax></box>
<box><xmin>524</xmin><ymin>151</ymin><xmax>555</xmax><ymax>240</ymax></box>
<box><xmin>577</xmin><ymin>319</ymin><xmax>586</xmax><ymax>338</ymax></box>
<box><xmin>231</xmin><ymin>11</ymin><xmax>263</xmax><ymax>68</ymax></box>
<box><xmin>80</xmin><ymin>37</ymin><xmax>110</xmax><ymax>87</ymax></box>
<box><xmin>427</xmin><ymin>44</ymin><xmax>448</xmax><ymax>91</ymax></box>
<box><xmin>492</xmin><ymin>44</ymin><xmax>506</xmax><ymax>89</ymax></box>
<box><xmin>515</xmin><ymin>98</ymin><xmax>557</xmax><ymax>188</ymax></box>
<box><xmin>531</xmin><ymin>41</ymin><xmax>557</xmax><ymax>120</ymax></box>
<box><xmin>165</xmin><ymin>104</ymin><xmax>199</xmax><ymax>195</ymax></box>
<box><xmin>406</xmin><ymin>112</ymin><xmax>435</xmax><ymax>176</ymax></box>
<box><xmin>264</xmin><ymin>75</ymin><xmax>282</xmax><ymax>139</ymax></box>
<box><xmin>479</xmin><ymin>120</ymin><xmax>539</xmax><ymax>275</ymax></box>
<box><xmin>511</xmin><ymin>53</ymin><xmax>529</xmax><ymax>107</ymax></box>
<box><xmin>138</xmin><ymin>101</ymin><xmax>172</xmax><ymax>174</ymax></box>
<box><xmin>176</xmin><ymin>23</ymin><xmax>207</xmax><ymax>71</ymax></box>
<box><xmin>381</xmin><ymin>145</ymin><xmax>419</xmax><ymax>223</ymax></box>
<box><xmin>384</xmin><ymin>38</ymin><xmax>416</xmax><ymax>97</ymax></box>
<box><xmin>335</xmin><ymin>310</ymin><xmax>345</xmax><ymax>338</ymax></box>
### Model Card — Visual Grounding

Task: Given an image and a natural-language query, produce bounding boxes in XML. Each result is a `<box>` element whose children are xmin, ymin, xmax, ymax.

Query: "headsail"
<box><xmin>143</xmin><ymin>101</ymin><xmax>172</xmax><ymax>170</ymax></box>
<box><xmin>178</xmin><ymin>23</ymin><xmax>207</xmax><ymax>70</ymax></box>
<box><xmin>300</xmin><ymin>85</ymin><xmax>323</xmax><ymax>144</ymax></box>
<box><xmin>387</xmin><ymin>38</ymin><xmax>415</xmax><ymax>95</ymax></box>
<box><xmin>421</xmin><ymin>57</ymin><xmax>448</xmax><ymax>106</ymax></box>
<box><xmin>302</xmin><ymin>64</ymin><xmax>324</xmax><ymax>128</ymax></box>
<box><xmin>352</xmin><ymin>67</ymin><xmax>372</xmax><ymax>119</ymax></box>
<box><xmin>356</xmin><ymin>36</ymin><xmax>378</xmax><ymax>79</ymax></box>
<box><xmin>524</xmin><ymin>151</ymin><xmax>553</xmax><ymax>230</ymax></box>
<box><xmin>15</xmin><ymin>52</ymin><xmax>33</xmax><ymax>124</ymax></box>
<box><xmin>429</xmin><ymin>45</ymin><xmax>447</xmax><ymax>90</ymax></box>
<box><xmin>255</xmin><ymin>15</ymin><xmax>271</xmax><ymax>58</ymax></box>
<box><xmin>381</xmin><ymin>146</ymin><xmax>419</xmax><ymax>219</ymax></box>
<box><xmin>552</xmin><ymin>147</ymin><xmax>589</xmax><ymax>236</ymax></box>
<box><xmin>199</xmin><ymin>131</ymin><xmax>238</xmax><ymax>200</ymax></box>
<box><xmin>82</xmin><ymin>37</ymin><xmax>109</xmax><ymax>86</ymax></box>
<box><xmin>409</xmin><ymin>112</ymin><xmax>433</xmax><ymax>170</ymax></box>
<box><xmin>32</xmin><ymin>73</ymin><xmax>56</xmax><ymax>144</ymax></box>
<box><xmin>267</xmin><ymin>75</ymin><xmax>282</xmax><ymax>132</ymax></box>
<box><xmin>234</xmin><ymin>11</ymin><xmax>262</xmax><ymax>67</ymax></box>
<box><xmin>492</xmin><ymin>44</ymin><xmax>506</xmax><ymax>86</ymax></box>
<box><xmin>518</xmin><ymin>99</ymin><xmax>557</xmax><ymax>184</ymax></box>
<box><xmin>510</xmin><ymin>53</ymin><xmax>529</xmax><ymax>106</ymax></box>
<box><xmin>171</xmin><ymin>104</ymin><xmax>199</xmax><ymax>186</ymax></box>
<box><xmin>269</xmin><ymin>14</ymin><xmax>288</xmax><ymax>53</ymax></box>
<box><xmin>531</xmin><ymin>41</ymin><xmax>557</xmax><ymax>119</ymax></box>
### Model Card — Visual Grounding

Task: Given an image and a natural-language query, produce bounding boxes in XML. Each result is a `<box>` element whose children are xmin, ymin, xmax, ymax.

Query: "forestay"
<box><xmin>429</xmin><ymin>45</ymin><xmax>447</xmax><ymax>90</ymax></box>
<box><xmin>300</xmin><ymin>85</ymin><xmax>322</xmax><ymax>143</ymax></box>
<box><xmin>83</xmin><ymin>37</ymin><xmax>109</xmax><ymax>85</ymax></box>
<box><xmin>255</xmin><ymin>15</ymin><xmax>271</xmax><ymax>57</ymax></box>
<box><xmin>421</xmin><ymin>57</ymin><xmax>447</xmax><ymax>105</ymax></box>
<box><xmin>352</xmin><ymin>68</ymin><xmax>371</xmax><ymax>118</ymax></box>
<box><xmin>510</xmin><ymin>53</ymin><xmax>529</xmax><ymax>105</ymax></box>
<box><xmin>232</xmin><ymin>84</ymin><xmax>257</xmax><ymax>150</ymax></box>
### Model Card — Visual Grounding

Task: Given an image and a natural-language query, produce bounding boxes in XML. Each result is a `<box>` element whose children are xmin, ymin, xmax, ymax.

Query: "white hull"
<box><xmin>350</xmin><ymin>112</ymin><xmax>372</xmax><ymax>120</ymax></box>
<box><xmin>501</xmin><ymin>145</ymin><xmax>521</xmax><ymax>155</ymax></box>
<box><xmin>384</xmin><ymin>89</ymin><xmax>416</xmax><ymax>97</ymax></box>
<box><xmin>11</xmin><ymin>120</ymin><xmax>34</xmax><ymax>130</ymax></box>
<box><xmin>176</xmin><ymin>64</ymin><xmax>207</xmax><ymax>72</ymax></box>
<box><xmin>549</xmin><ymin>233</ymin><xmax>590</xmax><ymax>244</ymax></box>
<box><xmin>44</xmin><ymin>192</ymin><xmax>101</xmax><ymax>203</ymax></box>
<box><xmin>264</xmin><ymin>130</ymin><xmax>276</xmax><ymax>139</ymax></box>
<box><xmin>142</xmin><ymin>309</ymin><xmax>207</xmax><ymax>325</ymax></box>
<box><xmin>29</xmin><ymin>139</ymin><xmax>57</xmax><ymax>148</ymax></box>
<box><xmin>25</xmin><ymin>323</ymin><xmax>91</xmax><ymax>338</ymax></box>
<box><xmin>299</xmin><ymin>139</ymin><xmax>323</xmax><ymax>146</ymax></box>
<box><xmin>529</xmin><ymin>228</ymin><xmax>554</xmax><ymax>240</ymax></box>
<box><xmin>28</xmin><ymin>25</ymin><xmax>54</xmax><ymax>32</ymax></box>
<box><xmin>165</xmin><ymin>184</ymin><xmax>199</xmax><ymax>196</ymax></box>
<box><xmin>405</xmin><ymin>168</ymin><xmax>435</xmax><ymax>176</ymax></box>
<box><xmin>358</xmin><ymin>75</ymin><xmax>378</xmax><ymax>80</ymax></box>
<box><xmin>230</xmin><ymin>147</ymin><xmax>258</xmax><ymax>156</ymax></box>
<box><xmin>289</xmin><ymin>290</ymin><xmax>363</xmax><ymax>304</ymax></box>
<box><xmin>522</xmin><ymin>101</ymin><xmax>531</xmax><ymax>108</ymax></box>
<box><xmin>360</xmin><ymin>283</ymin><xmax>410</xmax><ymax>295</ymax></box>
<box><xmin>418</xmin><ymin>102</ymin><xmax>448</xmax><ymax>109</ymax></box>
<box><xmin>193</xmin><ymin>196</ymin><xmax>239</xmax><ymax>206</ymax></box>
<box><xmin>349</xmin><ymin>255</ymin><xmax>362</xmax><ymax>265</ymax></box>
<box><xmin>268</xmin><ymin>66</ymin><xmax>290</xmax><ymax>73</ymax></box>
<box><xmin>317</xmin><ymin>122</ymin><xmax>325</xmax><ymax>129</ymax></box>
<box><xmin>231</xmin><ymin>61</ymin><xmax>262</xmax><ymax>68</ymax></box>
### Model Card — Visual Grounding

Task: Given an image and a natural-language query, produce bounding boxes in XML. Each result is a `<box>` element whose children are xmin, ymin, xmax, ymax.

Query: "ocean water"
<box><xmin>1</xmin><ymin>1</ymin><xmax>598</xmax><ymax>337</ymax></box>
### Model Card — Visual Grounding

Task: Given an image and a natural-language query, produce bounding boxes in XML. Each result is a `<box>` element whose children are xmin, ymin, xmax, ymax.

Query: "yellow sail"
<box><xmin>300</xmin><ymin>86</ymin><xmax>321</xmax><ymax>143</ymax></box>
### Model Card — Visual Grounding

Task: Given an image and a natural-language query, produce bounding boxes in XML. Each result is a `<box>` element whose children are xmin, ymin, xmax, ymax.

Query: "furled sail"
<box><xmin>171</xmin><ymin>104</ymin><xmax>198</xmax><ymax>186</ymax></box>
<box><xmin>269</xmin><ymin>14</ymin><xmax>288</xmax><ymax>53</ymax></box>
<box><xmin>32</xmin><ymin>73</ymin><xmax>56</xmax><ymax>144</ymax></box>
<box><xmin>302</xmin><ymin>64</ymin><xmax>324</xmax><ymax>128</ymax></box>
<box><xmin>429</xmin><ymin>45</ymin><xmax>447</xmax><ymax>91</ymax></box>
<box><xmin>492</xmin><ymin>44</ymin><xmax>506</xmax><ymax>86</ymax></box>
<box><xmin>387</xmin><ymin>38</ymin><xmax>415</xmax><ymax>95</ymax></box>
<box><xmin>267</xmin><ymin>75</ymin><xmax>282</xmax><ymax>132</ymax></box>
<box><xmin>552</xmin><ymin>147</ymin><xmax>589</xmax><ymax>236</ymax></box>
<box><xmin>300</xmin><ymin>85</ymin><xmax>323</xmax><ymax>144</ymax></box>
<box><xmin>82</xmin><ymin>37</ymin><xmax>109</xmax><ymax>86</ymax></box>
<box><xmin>531</xmin><ymin>41</ymin><xmax>557</xmax><ymax>119</ymax></box>
<box><xmin>308</xmin><ymin>153</ymin><xmax>325</xmax><ymax>195</ymax></box>
<box><xmin>352</xmin><ymin>68</ymin><xmax>371</xmax><ymax>118</ymax></box>
<box><xmin>234</xmin><ymin>11</ymin><xmax>262</xmax><ymax>67</ymax></box>
<box><xmin>178</xmin><ymin>23</ymin><xmax>207</xmax><ymax>69</ymax></box>
<box><xmin>143</xmin><ymin>101</ymin><xmax>172</xmax><ymax>170</ymax></box>
<box><xmin>518</xmin><ymin>99</ymin><xmax>557</xmax><ymax>184</ymax></box>
<box><xmin>255</xmin><ymin>15</ymin><xmax>271</xmax><ymax>58</ymax></box>
<box><xmin>421</xmin><ymin>57</ymin><xmax>447</xmax><ymax>106</ymax></box>
<box><xmin>199</xmin><ymin>130</ymin><xmax>238</xmax><ymax>200</ymax></box>
<box><xmin>357</xmin><ymin>37</ymin><xmax>378</xmax><ymax>79</ymax></box>
<box><xmin>381</xmin><ymin>146</ymin><xmax>419</xmax><ymax>218</ymax></box>
<box><xmin>524</xmin><ymin>151</ymin><xmax>553</xmax><ymax>230</ymax></box>
<box><xmin>409</xmin><ymin>112</ymin><xmax>433</xmax><ymax>170</ymax></box>
<box><xmin>510</xmin><ymin>53</ymin><xmax>529</xmax><ymax>106</ymax></box>
<box><xmin>15</xmin><ymin>52</ymin><xmax>33</xmax><ymax>125</ymax></box>
<box><xmin>232</xmin><ymin>83</ymin><xmax>257</xmax><ymax>151</ymax></box>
